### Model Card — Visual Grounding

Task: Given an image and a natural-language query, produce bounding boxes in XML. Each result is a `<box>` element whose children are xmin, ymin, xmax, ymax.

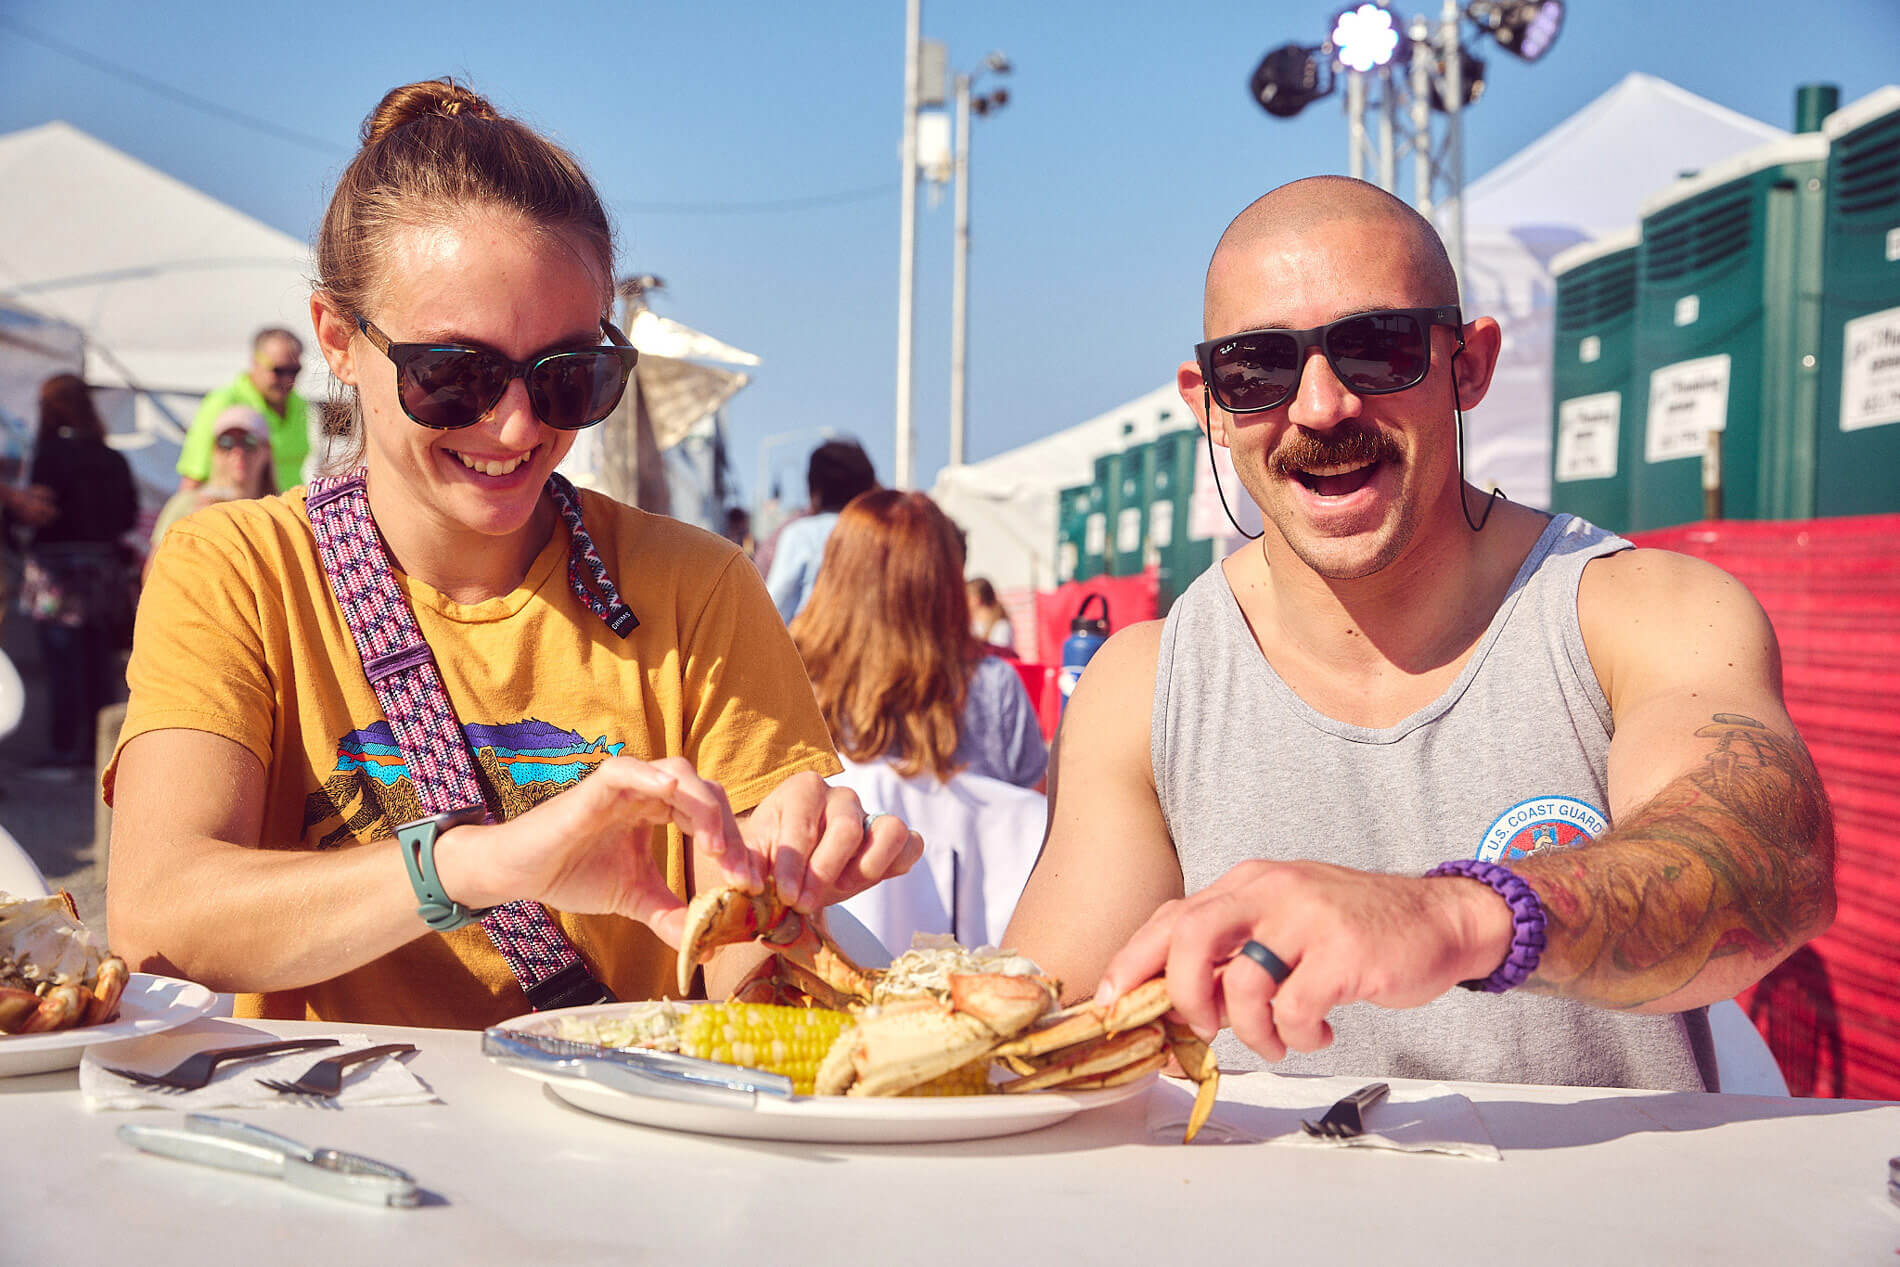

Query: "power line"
<box><xmin>5</xmin><ymin>17</ymin><xmax>899</xmax><ymax>217</ymax></box>
<box><xmin>1</xmin><ymin>16</ymin><xmax>346</xmax><ymax>155</ymax></box>
<box><xmin>616</xmin><ymin>182</ymin><xmax>896</xmax><ymax>215</ymax></box>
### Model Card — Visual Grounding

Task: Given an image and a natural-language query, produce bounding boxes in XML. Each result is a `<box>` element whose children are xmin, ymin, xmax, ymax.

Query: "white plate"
<box><xmin>492</xmin><ymin>1003</ymin><xmax>1154</xmax><ymax>1144</ymax></box>
<box><xmin>0</xmin><ymin>974</ymin><xmax>217</xmax><ymax>1077</ymax></box>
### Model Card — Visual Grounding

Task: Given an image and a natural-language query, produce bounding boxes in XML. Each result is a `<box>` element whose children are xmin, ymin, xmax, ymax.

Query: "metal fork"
<box><xmin>256</xmin><ymin>1043</ymin><xmax>418</xmax><ymax>1102</ymax></box>
<box><xmin>103</xmin><ymin>1038</ymin><xmax>343</xmax><ymax>1093</ymax></box>
<box><xmin>1300</xmin><ymin>1082</ymin><xmax>1390</xmax><ymax>1139</ymax></box>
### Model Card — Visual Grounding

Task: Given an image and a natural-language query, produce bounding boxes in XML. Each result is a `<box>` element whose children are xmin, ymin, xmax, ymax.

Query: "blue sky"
<box><xmin>4</xmin><ymin>0</ymin><xmax>1896</xmax><ymax>506</ymax></box>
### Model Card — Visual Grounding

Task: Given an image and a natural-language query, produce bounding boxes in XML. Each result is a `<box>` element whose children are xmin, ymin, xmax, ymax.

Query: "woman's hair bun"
<box><xmin>361</xmin><ymin>77</ymin><xmax>502</xmax><ymax>146</ymax></box>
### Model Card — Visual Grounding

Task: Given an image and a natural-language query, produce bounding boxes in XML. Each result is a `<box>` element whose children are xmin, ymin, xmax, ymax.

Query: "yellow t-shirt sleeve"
<box><xmin>106</xmin><ymin>519</ymin><xmax>277</xmax><ymax>799</ymax></box>
<box><xmin>681</xmin><ymin>551</ymin><xmax>840</xmax><ymax>814</ymax></box>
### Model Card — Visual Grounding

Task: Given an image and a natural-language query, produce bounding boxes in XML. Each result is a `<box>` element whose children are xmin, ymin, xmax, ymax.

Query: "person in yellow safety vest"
<box><xmin>175</xmin><ymin>328</ymin><xmax>310</xmax><ymax>494</ymax></box>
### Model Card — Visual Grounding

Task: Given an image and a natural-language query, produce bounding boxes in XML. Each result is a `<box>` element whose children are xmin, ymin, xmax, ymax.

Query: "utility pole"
<box><xmin>1439</xmin><ymin>0</ymin><xmax>1467</xmax><ymax>300</ymax></box>
<box><xmin>894</xmin><ymin>0</ymin><xmax>921</xmax><ymax>489</ymax></box>
<box><xmin>949</xmin><ymin>69</ymin><xmax>972</xmax><ymax>470</ymax></box>
<box><xmin>947</xmin><ymin>52</ymin><xmax>1008</xmax><ymax>469</ymax></box>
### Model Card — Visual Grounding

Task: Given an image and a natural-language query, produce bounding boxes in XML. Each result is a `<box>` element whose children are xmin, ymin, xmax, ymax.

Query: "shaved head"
<box><xmin>1204</xmin><ymin>176</ymin><xmax>1459</xmax><ymax>334</ymax></box>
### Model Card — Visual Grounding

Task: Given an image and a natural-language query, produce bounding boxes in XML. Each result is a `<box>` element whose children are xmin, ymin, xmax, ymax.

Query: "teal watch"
<box><xmin>395</xmin><ymin>805</ymin><xmax>492</xmax><ymax>932</ymax></box>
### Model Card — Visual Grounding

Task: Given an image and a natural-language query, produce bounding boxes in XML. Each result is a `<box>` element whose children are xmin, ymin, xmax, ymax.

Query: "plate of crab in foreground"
<box><xmin>493</xmin><ymin>1000</ymin><xmax>1159</xmax><ymax>1145</ymax></box>
<box><xmin>0</xmin><ymin>973</ymin><xmax>218</xmax><ymax>1077</ymax></box>
<box><xmin>1</xmin><ymin>889</ymin><xmax>217</xmax><ymax>1076</ymax></box>
<box><xmin>486</xmin><ymin>882</ymin><xmax>1221</xmax><ymax>1145</ymax></box>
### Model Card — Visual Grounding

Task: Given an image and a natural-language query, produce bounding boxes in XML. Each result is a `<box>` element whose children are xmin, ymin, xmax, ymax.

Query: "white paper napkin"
<box><xmin>1147</xmin><ymin>1072</ymin><xmax>1502</xmax><ymax>1159</ymax></box>
<box><xmin>80</xmin><ymin>1029</ymin><xmax>439</xmax><ymax>1111</ymax></box>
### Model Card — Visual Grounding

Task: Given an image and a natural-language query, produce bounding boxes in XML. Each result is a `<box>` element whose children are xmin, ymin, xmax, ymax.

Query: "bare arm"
<box><xmin>1096</xmin><ymin>549</ymin><xmax>1835</xmax><ymax>1060</ymax></box>
<box><xmin>1002</xmin><ymin>621</ymin><xmax>1184</xmax><ymax>1002</ymax></box>
<box><xmin>108</xmin><ymin>728</ymin><xmax>757</xmax><ymax>993</ymax></box>
<box><xmin>1511</xmin><ymin>549</ymin><xmax>1835</xmax><ymax>1011</ymax></box>
<box><xmin>110</xmin><ymin>732</ymin><xmax>915</xmax><ymax>999</ymax></box>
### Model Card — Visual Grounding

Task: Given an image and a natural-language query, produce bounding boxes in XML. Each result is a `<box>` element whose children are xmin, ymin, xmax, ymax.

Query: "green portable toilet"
<box><xmin>1076</xmin><ymin>476</ymin><xmax>1108</xmax><ymax>581</ymax></box>
<box><xmin>1148</xmin><ymin>428</ymin><xmax>1217</xmax><ymax>612</ymax></box>
<box><xmin>1086</xmin><ymin>451</ymin><xmax>1121</xmax><ymax>579</ymax></box>
<box><xmin>1629</xmin><ymin>131</ymin><xmax>1829</xmax><ymax>530</ymax></box>
<box><xmin>1815</xmin><ymin>86</ymin><xmax>1900</xmax><ymax>517</ymax></box>
<box><xmin>1112</xmin><ymin>439</ymin><xmax>1154</xmax><ymax>577</ymax></box>
<box><xmin>1055</xmin><ymin>482</ymin><xmax>1093</xmax><ymax>584</ymax></box>
<box><xmin>1549</xmin><ymin>229</ymin><xmax>1641</xmax><ymax>533</ymax></box>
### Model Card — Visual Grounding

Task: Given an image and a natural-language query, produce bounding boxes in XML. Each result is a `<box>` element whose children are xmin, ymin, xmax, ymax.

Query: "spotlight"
<box><xmin>1249</xmin><ymin>42</ymin><xmax>1335</xmax><ymax>119</ymax></box>
<box><xmin>1331</xmin><ymin>4</ymin><xmax>1401</xmax><ymax>72</ymax></box>
<box><xmin>1428</xmin><ymin>47</ymin><xmax>1486</xmax><ymax>110</ymax></box>
<box><xmin>1468</xmin><ymin>0</ymin><xmax>1564</xmax><ymax>62</ymax></box>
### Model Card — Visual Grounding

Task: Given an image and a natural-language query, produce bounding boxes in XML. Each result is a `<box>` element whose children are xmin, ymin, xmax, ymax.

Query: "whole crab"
<box><xmin>678</xmin><ymin>885</ymin><xmax>1220</xmax><ymax>1141</ymax></box>
<box><xmin>0</xmin><ymin>891</ymin><xmax>130</xmax><ymax>1034</ymax></box>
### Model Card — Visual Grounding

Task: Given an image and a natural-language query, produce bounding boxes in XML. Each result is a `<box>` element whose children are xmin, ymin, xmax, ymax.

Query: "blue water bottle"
<box><xmin>1058</xmin><ymin>593</ymin><xmax>1111</xmax><ymax>711</ymax></box>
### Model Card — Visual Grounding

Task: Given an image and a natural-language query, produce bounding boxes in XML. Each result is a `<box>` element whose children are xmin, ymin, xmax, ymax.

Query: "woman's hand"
<box><xmin>738</xmin><ymin>772</ymin><xmax>924</xmax><ymax>913</ymax></box>
<box><xmin>434</xmin><ymin>756</ymin><xmax>764</xmax><ymax>948</ymax></box>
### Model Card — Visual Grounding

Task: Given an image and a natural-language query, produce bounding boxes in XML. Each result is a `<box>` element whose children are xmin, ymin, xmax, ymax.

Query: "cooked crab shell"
<box><xmin>0</xmin><ymin>891</ymin><xmax>130</xmax><ymax>1034</ymax></box>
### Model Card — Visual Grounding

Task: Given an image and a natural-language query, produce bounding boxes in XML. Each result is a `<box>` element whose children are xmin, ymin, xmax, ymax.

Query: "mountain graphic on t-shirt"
<box><xmin>302</xmin><ymin>718</ymin><xmax>624</xmax><ymax>849</ymax></box>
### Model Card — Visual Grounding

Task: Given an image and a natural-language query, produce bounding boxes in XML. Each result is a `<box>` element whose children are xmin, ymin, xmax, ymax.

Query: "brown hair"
<box><xmin>315</xmin><ymin>77</ymin><xmax>616</xmax><ymax>466</ymax></box>
<box><xmin>37</xmin><ymin>373</ymin><xmax>106</xmax><ymax>446</ymax></box>
<box><xmin>790</xmin><ymin>491</ymin><xmax>985</xmax><ymax>781</ymax></box>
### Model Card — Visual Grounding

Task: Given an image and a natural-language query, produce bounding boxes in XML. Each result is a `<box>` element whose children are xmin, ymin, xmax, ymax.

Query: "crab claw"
<box><xmin>1162</xmin><ymin>1019</ymin><xmax>1222</xmax><ymax>1144</ymax></box>
<box><xmin>677</xmin><ymin>887</ymin><xmax>792</xmax><ymax>994</ymax></box>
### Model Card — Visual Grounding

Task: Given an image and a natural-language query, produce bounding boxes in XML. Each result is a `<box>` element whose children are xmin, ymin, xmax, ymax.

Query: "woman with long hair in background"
<box><xmin>792</xmin><ymin>490</ymin><xmax>1046</xmax><ymax>790</ymax></box>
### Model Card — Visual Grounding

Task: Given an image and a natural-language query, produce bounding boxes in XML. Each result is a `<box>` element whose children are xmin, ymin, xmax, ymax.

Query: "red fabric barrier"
<box><xmin>1009</xmin><ymin>660</ymin><xmax>1059</xmax><ymax>741</ymax></box>
<box><xmin>1032</xmin><ymin>570</ymin><xmax>1160</xmax><ymax>669</ymax></box>
<box><xmin>1628</xmin><ymin>515</ymin><xmax>1900</xmax><ymax>1099</ymax></box>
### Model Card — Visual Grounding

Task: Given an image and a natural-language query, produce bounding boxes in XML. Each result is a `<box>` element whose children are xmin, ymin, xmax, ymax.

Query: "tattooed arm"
<box><xmin>1510</xmin><ymin>549</ymin><xmax>1836</xmax><ymax>1012</ymax></box>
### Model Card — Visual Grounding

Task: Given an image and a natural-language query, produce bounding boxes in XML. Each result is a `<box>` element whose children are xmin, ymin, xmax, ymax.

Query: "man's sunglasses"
<box><xmin>355</xmin><ymin>316</ymin><xmax>639</xmax><ymax>431</ymax></box>
<box><xmin>1194</xmin><ymin>305</ymin><xmax>1464</xmax><ymax>415</ymax></box>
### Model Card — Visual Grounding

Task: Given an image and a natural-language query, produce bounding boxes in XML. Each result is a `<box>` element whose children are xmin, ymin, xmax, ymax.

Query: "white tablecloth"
<box><xmin>12</xmin><ymin>1016</ymin><xmax>1900</xmax><ymax>1264</ymax></box>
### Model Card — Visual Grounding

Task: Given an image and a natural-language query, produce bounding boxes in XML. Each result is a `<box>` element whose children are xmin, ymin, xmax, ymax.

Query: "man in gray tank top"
<box><xmin>1004</xmin><ymin>177</ymin><xmax>1835</xmax><ymax>1093</ymax></box>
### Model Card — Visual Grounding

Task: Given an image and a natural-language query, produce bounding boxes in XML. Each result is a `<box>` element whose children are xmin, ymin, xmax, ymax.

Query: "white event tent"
<box><xmin>0</xmin><ymin>121</ymin><xmax>327</xmax><ymax>499</ymax></box>
<box><xmin>938</xmin><ymin>73</ymin><xmax>1788</xmax><ymax>595</ymax></box>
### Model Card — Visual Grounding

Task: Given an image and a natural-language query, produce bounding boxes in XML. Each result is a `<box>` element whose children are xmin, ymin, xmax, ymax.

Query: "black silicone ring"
<box><xmin>1238</xmin><ymin>939</ymin><xmax>1293</xmax><ymax>984</ymax></box>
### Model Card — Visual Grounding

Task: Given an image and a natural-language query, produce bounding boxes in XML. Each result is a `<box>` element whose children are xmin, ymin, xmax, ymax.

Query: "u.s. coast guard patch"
<box><xmin>1476</xmin><ymin>796</ymin><xmax>1609</xmax><ymax>862</ymax></box>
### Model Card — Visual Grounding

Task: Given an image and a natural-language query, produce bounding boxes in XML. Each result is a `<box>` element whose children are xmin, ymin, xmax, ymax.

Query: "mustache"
<box><xmin>1270</xmin><ymin>426</ymin><xmax>1403</xmax><ymax>478</ymax></box>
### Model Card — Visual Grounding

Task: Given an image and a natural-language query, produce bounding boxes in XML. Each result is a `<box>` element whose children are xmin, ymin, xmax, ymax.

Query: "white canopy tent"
<box><xmin>942</xmin><ymin>74</ymin><xmax>1788</xmax><ymax>592</ymax></box>
<box><xmin>0</xmin><ymin>121</ymin><xmax>327</xmax><ymax>498</ymax></box>
<box><xmin>934</xmin><ymin>384</ymin><xmax>1191</xmax><ymax>595</ymax></box>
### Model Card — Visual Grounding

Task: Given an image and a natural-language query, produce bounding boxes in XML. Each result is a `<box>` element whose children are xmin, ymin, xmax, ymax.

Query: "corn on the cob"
<box><xmin>902</xmin><ymin>1058</ymin><xmax>995</xmax><ymax>1097</ymax></box>
<box><xmin>674</xmin><ymin>1002</ymin><xmax>851</xmax><ymax>1095</ymax></box>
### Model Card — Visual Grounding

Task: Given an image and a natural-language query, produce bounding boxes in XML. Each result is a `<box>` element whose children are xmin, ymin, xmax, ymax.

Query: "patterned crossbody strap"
<box><xmin>305</xmin><ymin>467</ymin><xmax>628</xmax><ymax>1010</ymax></box>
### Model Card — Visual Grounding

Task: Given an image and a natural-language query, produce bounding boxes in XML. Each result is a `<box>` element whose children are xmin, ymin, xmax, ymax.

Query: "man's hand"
<box><xmin>1094</xmin><ymin>859</ymin><xmax>1512</xmax><ymax>1061</ymax></box>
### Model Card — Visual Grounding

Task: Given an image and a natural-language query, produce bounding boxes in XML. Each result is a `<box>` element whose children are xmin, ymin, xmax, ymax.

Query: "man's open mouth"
<box><xmin>1293</xmin><ymin>460</ymin><xmax>1380</xmax><ymax>498</ymax></box>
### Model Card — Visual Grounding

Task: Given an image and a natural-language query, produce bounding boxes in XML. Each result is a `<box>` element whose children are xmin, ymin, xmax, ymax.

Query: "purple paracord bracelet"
<box><xmin>1423</xmin><ymin>858</ymin><xmax>1548</xmax><ymax>993</ymax></box>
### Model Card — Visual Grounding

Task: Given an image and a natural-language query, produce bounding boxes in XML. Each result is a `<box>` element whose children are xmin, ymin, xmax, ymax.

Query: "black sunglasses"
<box><xmin>354</xmin><ymin>316</ymin><xmax>639</xmax><ymax>431</ymax></box>
<box><xmin>1194</xmin><ymin>305</ymin><xmax>1464</xmax><ymax>415</ymax></box>
<box><xmin>216</xmin><ymin>431</ymin><xmax>264</xmax><ymax>451</ymax></box>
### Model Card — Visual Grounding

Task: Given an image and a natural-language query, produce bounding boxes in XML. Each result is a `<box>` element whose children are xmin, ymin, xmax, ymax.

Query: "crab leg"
<box><xmin>998</xmin><ymin>1022</ymin><xmax>1167</xmax><ymax>1094</ymax></box>
<box><xmin>992</xmin><ymin>977</ymin><xmax>1173</xmax><ymax>1061</ymax></box>
<box><xmin>677</xmin><ymin>886</ymin><xmax>880</xmax><ymax>1003</ymax></box>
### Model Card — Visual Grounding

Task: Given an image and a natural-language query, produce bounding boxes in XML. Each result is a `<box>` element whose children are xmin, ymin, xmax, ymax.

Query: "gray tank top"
<box><xmin>1153</xmin><ymin>514</ymin><xmax>1714</xmax><ymax>1091</ymax></box>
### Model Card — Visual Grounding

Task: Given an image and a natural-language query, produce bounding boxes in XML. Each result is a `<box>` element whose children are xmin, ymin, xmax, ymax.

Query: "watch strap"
<box><xmin>396</xmin><ymin>806</ymin><xmax>492</xmax><ymax>932</ymax></box>
<box><xmin>1423</xmin><ymin>858</ymin><xmax>1548</xmax><ymax>993</ymax></box>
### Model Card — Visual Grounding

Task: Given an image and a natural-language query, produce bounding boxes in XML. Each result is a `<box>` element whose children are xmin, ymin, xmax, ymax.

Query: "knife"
<box><xmin>481</xmin><ymin>1028</ymin><xmax>795</xmax><ymax>1107</ymax></box>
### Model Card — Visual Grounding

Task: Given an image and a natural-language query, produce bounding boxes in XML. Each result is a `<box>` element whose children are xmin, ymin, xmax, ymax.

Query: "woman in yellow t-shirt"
<box><xmin>106</xmin><ymin>79</ymin><xmax>920</xmax><ymax>1028</ymax></box>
